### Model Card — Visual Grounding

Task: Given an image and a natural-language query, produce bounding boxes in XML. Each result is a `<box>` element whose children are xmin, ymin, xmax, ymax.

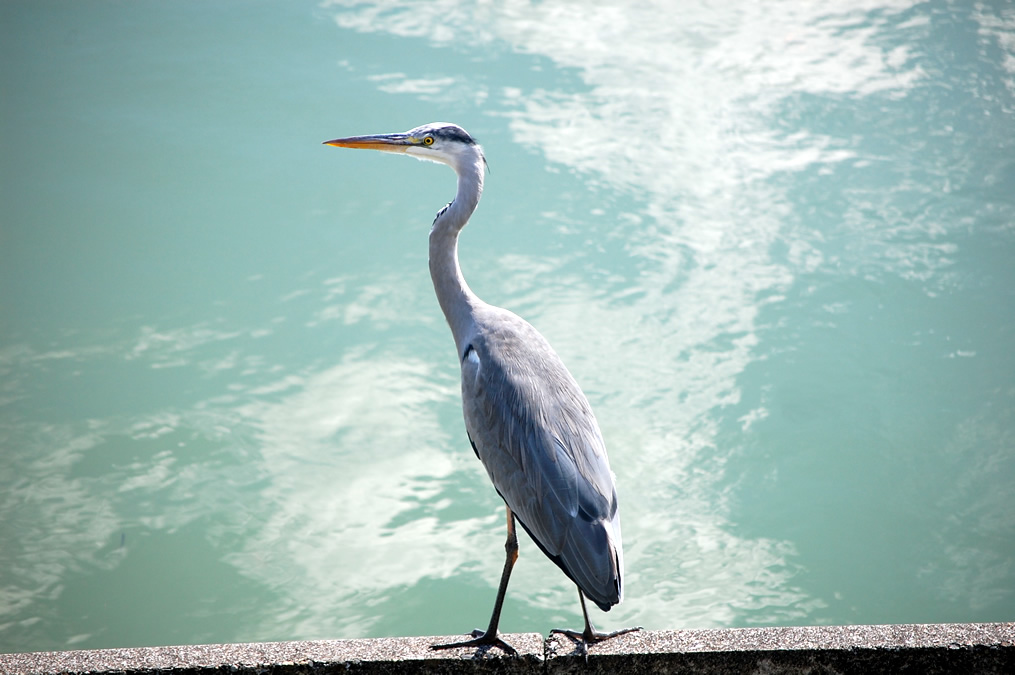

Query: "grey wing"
<box><xmin>459</xmin><ymin>316</ymin><xmax>624</xmax><ymax>610</ymax></box>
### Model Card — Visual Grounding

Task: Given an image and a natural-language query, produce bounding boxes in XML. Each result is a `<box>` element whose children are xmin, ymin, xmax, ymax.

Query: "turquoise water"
<box><xmin>2</xmin><ymin>0</ymin><xmax>1014</xmax><ymax>654</ymax></box>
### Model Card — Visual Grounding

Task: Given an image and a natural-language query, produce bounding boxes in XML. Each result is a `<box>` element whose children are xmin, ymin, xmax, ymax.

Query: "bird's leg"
<box><xmin>550</xmin><ymin>589</ymin><xmax>642</xmax><ymax>652</ymax></box>
<box><xmin>431</xmin><ymin>506</ymin><xmax>520</xmax><ymax>656</ymax></box>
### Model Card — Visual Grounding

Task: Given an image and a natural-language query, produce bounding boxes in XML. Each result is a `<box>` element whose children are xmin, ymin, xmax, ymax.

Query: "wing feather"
<box><xmin>459</xmin><ymin>306</ymin><xmax>624</xmax><ymax>610</ymax></box>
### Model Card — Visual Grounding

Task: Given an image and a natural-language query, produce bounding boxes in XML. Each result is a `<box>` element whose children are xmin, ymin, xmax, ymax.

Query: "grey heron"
<box><xmin>324</xmin><ymin>123</ymin><xmax>638</xmax><ymax>654</ymax></box>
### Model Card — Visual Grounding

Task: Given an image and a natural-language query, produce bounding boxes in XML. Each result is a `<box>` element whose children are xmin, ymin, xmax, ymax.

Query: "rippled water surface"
<box><xmin>2</xmin><ymin>0</ymin><xmax>1014</xmax><ymax>653</ymax></box>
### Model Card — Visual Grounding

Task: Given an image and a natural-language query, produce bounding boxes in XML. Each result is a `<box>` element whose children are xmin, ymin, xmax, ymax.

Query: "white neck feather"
<box><xmin>428</xmin><ymin>152</ymin><xmax>486</xmax><ymax>358</ymax></box>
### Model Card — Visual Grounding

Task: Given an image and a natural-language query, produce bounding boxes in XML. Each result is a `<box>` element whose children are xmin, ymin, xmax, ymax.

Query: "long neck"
<box><xmin>429</xmin><ymin>155</ymin><xmax>485</xmax><ymax>357</ymax></box>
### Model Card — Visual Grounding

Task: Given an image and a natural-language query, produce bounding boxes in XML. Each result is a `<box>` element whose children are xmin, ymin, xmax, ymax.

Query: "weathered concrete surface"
<box><xmin>547</xmin><ymin>622</ymin><xmax>1015</xmax><ymax>673</ymax></box>
<box><xmin>1</xmin><ymin>623</ymin><xmax>1012</xmax><ymax>674</ymax></box>
<box><xmin>0</xmin><ymin>634</ymin><xmax>546</xmax><ymax>675</ymax></box>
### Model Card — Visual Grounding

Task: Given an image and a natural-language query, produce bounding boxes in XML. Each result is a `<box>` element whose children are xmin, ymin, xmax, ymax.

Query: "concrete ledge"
<box><xmin>548</xmin><ymin>622</ymin><xmax>1015</xmax><ymax>673</ymax></box>
<box><xmin>2</xmin><ymin>623</ymin><xmax>1012</xmax><ymax>674</ymax></box>
<box><xmin>0</xmin><ymin>634</ymin><xmax>547</xmax><ymax>675</ymax></box>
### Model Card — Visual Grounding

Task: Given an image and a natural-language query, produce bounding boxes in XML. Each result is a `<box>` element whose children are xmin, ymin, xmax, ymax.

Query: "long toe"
<box><xmin>431</xmin><ymin>630</ymin><xmax>519</xmax><ymax>656</ymax></box>
<box><xmin>551</xmin><ymin>624</ymin><xmax>642</xmax><ymax>647</ymax></box>
<box><xmin>586</xmin><ymin>625</ymin><xmax>642</xmax><ymax>644</ymax></box>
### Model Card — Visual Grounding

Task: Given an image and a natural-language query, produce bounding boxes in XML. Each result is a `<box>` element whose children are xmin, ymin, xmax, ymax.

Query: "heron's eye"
<box><xmin>423</xmin><ymin>136</ymin><xmax>434</xmax><ymax>146</ymax></box>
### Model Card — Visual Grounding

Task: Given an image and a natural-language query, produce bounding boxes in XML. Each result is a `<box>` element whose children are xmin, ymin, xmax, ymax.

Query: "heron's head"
<box><xmin>324</xmin><ymin>122</ymin><xmax>487</xmax><ymax>175</ymax></box>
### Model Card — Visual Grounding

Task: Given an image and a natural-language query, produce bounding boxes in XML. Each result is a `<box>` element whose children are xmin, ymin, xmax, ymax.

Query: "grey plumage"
<box><xmin>461</xmin><ymin>304</ymin><xmax>623</xmax><ymax>611</ymax></box>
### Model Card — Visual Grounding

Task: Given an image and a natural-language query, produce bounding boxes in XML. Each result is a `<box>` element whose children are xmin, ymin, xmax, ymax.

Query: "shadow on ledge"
<box><xmin>2</xmin><ymin>622</ymin><xmax>1013</xmax><ymax>674</ymax></box>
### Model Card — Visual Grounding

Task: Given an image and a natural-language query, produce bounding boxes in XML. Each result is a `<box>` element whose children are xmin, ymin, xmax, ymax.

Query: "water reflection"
<box><xmin>0</xmin><ymin>328</ymin><xmax>468</xmax><ymax>643</ymax></box>
<box><xmin>223</xmin><ymin>352</ymin><xmax>472</xmax><ymax>638</ymax></box>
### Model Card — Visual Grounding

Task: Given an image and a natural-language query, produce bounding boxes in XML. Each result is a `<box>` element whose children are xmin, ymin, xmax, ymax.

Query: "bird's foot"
<box><xmin>550</xmin><ymin>625</ymin><xmax>642</xmax><ymax>657</ymax></box>
<box><xmin>431</xmin><ymin>629</ymin><xmax>519</xmax><ymax>656</ymax></box>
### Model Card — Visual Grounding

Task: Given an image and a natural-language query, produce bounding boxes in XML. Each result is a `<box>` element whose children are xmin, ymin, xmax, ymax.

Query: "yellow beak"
<box><xmin>323</xmin><ymin>133</ymin><xmax>415</xmax><ymax>153</ymax></box>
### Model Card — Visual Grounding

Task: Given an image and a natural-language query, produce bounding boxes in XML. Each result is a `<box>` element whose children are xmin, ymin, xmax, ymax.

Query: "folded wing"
<box><xmin>459</xmin><ymin>307</ymin><xmax>624</xmax><ymax>611</ymax></box>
